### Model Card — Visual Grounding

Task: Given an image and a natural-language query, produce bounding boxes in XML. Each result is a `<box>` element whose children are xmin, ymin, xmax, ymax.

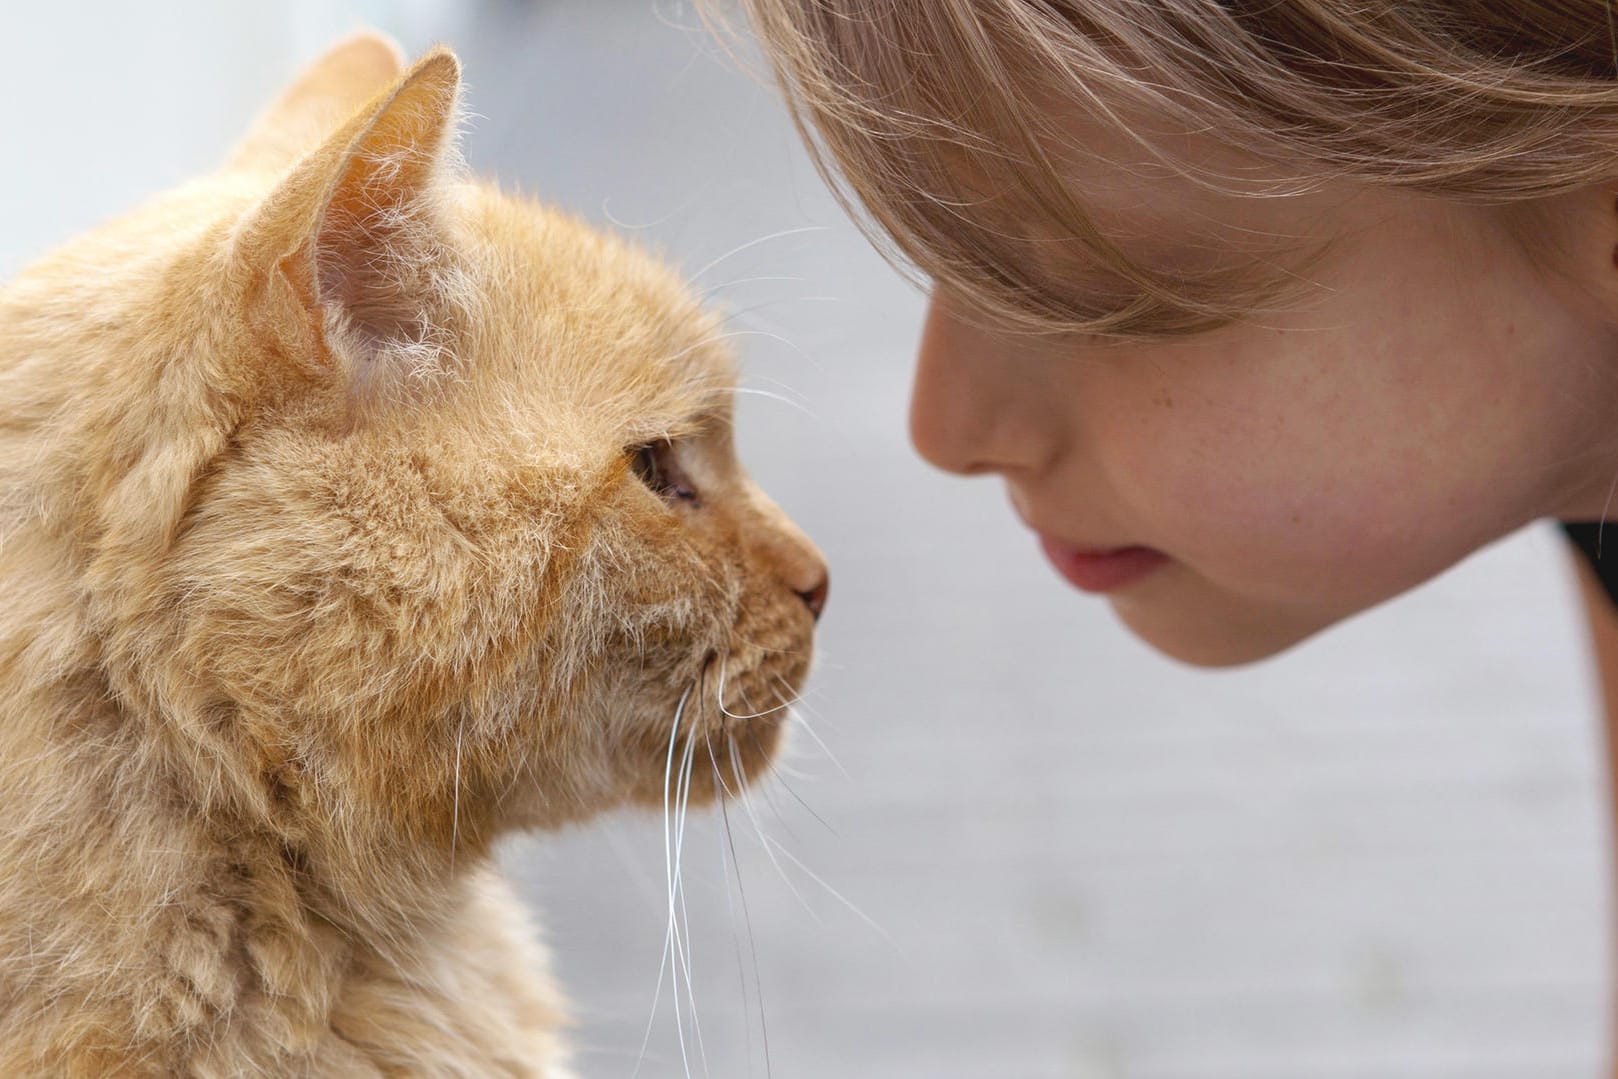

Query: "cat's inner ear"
<box><xmin>242</xmin><ymin>48</ymin><xmax>467</xmax><ymax>393</ymax></box>
<box><xmin>227</xmin><ymin>31</ymin><xmax>407</xmax><ymax>174</ymax></box>
<box><xmin>315</xmin><ymin>50</ymin><xmax>466</xmax><ymax>382</ymax></box>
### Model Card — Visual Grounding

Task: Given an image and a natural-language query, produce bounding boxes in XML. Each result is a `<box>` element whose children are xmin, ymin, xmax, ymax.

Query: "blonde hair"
<box><xmin>712</xmin><ymin>1</ymin><xmax>1618</xmax><ymax>335</ymax></box>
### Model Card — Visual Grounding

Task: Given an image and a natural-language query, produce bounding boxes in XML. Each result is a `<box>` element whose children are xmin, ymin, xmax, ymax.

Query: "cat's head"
<box><xmin>46</xmin><ymin>36</ymin><xmax>826</xmax><ymax>859</ymax></box>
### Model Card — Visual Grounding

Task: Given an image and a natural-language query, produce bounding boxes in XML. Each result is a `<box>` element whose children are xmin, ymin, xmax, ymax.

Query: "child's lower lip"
<box><xmin>1038</xmin><ymin>536</ymin><xmax>1169</xmax><ymax>593</ymax></box>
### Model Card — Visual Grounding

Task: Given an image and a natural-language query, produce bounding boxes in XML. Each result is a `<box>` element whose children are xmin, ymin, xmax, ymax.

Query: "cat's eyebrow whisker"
<box><xmin>599</xmin><ymin>192</ymin><xmax>703</xmax><ymax>232</ymax></box>
<box><xmin>716</xmin><ymin>295</ymin><xmax>840</xmax><ymax>328</ymax></box>
<box><xmin>722</xmin><ymin>386</ymin><xmax>819</xmax><ymax>423</ymax></box>
<box><xmin>688</xmin><ymin>225</ymin><xmax>828</xmax><ymax>285</ymax></box>
<box><xmin>653</xmin><ymin>328</ymin><xmax>812</xmax><ymax>385</ymax></box>
<box><xmin>734</xmin><ymin>371</ymin><xmax>813</xmax><ymax>399</ymax></box>
<box><xmin>695</xmin><ymin>327</ymin><xmax>816</xmax><ymax>367</ymax></box>
<box><xmin>696</xmin><ymin>274</ymin><xmax>809</xmax><ymax>302</ymax></box>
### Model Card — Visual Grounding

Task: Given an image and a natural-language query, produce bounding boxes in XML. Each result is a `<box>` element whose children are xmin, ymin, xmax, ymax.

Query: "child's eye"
<box><xmin>629</xmin><ymin>440</ymin><xmax>700</xmax><ymax>506</ymax></box>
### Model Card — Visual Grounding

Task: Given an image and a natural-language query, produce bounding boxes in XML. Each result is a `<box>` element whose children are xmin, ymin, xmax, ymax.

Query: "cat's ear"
<box><xmin>226</xmin><ymin>31</ymin><xmax>408</xmax><ymax>173</ymax></box>
<box><xmin>234</xmin><ymin>47</ymin><xmax>467</xmax><ymax>395</ymax></box>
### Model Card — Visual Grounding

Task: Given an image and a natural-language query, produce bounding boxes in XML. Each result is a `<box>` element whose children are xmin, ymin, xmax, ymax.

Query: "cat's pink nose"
<box><xmin>798</xmin><ymin>573</ymin><xmax>829</xmax><ymax>622</ymax></box>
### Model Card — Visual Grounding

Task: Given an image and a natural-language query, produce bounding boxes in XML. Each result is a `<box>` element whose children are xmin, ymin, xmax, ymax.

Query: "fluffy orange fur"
<box><xmin>0</xmin><ymin>33</ymin><xmax>825</xmax><ymax>1077</ymax></box>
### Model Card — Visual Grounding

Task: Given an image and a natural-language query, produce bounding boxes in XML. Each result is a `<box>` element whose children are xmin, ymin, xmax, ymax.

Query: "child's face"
<box><xmin>911</xmin><ymin>153</ymin><xmax>1618</xmax><ymax>666</ymax></box>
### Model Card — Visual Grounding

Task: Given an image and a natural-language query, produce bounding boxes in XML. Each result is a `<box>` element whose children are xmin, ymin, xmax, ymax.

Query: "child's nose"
<box><xmin>909</xmin><ymin>296</ymin><xmax>1055</xmax><ymax>477</ymax></box>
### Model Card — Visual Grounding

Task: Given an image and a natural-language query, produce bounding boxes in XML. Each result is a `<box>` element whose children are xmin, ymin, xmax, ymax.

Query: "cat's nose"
<box><xmin>797</xmin><ymin>572</ymin><xmax>829</xmax><ymax>622</ymax></box>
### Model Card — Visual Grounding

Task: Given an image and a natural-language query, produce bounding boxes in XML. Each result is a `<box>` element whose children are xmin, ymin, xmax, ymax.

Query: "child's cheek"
<box><xmin>1130</xmin><ymin>394</ymin><xmax>1461</xmax><ymax>602</ymax></box>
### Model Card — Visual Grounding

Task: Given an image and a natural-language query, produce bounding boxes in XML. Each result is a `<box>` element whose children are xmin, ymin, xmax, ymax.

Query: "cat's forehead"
<box><xmin>459</xmin><ymin>188</ymin><xmax>736</xmax><ymax>436</ymax></box>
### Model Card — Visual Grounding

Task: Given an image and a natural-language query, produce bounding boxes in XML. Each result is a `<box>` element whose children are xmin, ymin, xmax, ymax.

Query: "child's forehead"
<box><xmin>1035</xmin><ymin>102</ymin><xmax>1347</xmax><ymax>251</ymax></box>
<box><xmin>962</xmin><ymin>117</ymin><xmax>1352</xmax><ymax>303</ymax></box>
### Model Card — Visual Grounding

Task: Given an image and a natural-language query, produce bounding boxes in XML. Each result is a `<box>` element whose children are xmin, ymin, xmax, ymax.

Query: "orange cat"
<box><xmin>0</xmin><ymin>32</ymin><xmax>826</xmax><ymax>1077</ymax></box>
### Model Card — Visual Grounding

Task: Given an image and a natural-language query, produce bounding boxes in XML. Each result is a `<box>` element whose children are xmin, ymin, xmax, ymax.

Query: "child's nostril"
<box><xmin>797</xmin><ymin>573</ymin><xmax>830</xmax><ymax>621</ymax></box>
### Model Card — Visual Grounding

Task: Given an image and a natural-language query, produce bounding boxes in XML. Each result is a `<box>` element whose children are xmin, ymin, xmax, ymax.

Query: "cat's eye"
<box><xmin>629</xmin><ymin>440</ymin><xmax>699</xmax><ymax>507</ymax></box>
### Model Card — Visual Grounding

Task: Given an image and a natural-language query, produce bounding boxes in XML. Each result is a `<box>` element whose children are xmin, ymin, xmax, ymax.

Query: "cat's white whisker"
<box><xmin>636</xmin><ymin>684</ymin><xmax>694</xmax><ymax>1079</ymax></box>
<box><xmin>709</xmin><ymin>732</ymin><xmax>775</xmax><ymax>1079</ymax></box>
<box><xmin>599</xmin><ymin>192</ymin><xmax>701</xmax><ymax>232</ymax></box>
<box><xmin>696</xmin><ymin>274</ymin><xmax>809</xmax><ymax>301</ymax></box>
<box><xmin>728</xmin><ymin>738</ymin><xmax>821</xmax><ymax>925</ymax></box>
<box><xmin>450</xmin><ymin>715</ymin><xmax>465</xmax><ymax>873</ymax></box>
<box><xmin>717</xmin><ymin>295</ymin><xmax>840</xmax><ymax>329</ymax></box>
<box><xmin>723</xmin><ymin>385</ymin><xmax>819</xmax><ymax>422</ymax></box>
<box><xmin>770</xmin><ymin>674</ymin><xmax>850</xmax><ymax>781</ymax></box>
<box><xmin>659</xmin><ymin>327</ymin><xmax>812</xmax><ymax>376</ymax></box>
<box><xmin>700</xmin><ymin>326</ymin><xmax>817</xmax><ymax>366</ymax></box>
<box><xmin>763</xmin><ymin>835</ymin><xmax>890</xmax><ymax>942</ymax></box>
<box><xmin>714</xmin><ymin>656</ymin><xmax>804</xmax><ymax>723</ymax></box>
<box><xmin>688</xmin><ymin>225</ymin><xmax>828</xmax><ymax>284</ymax></box>
<box><xmin>670</xmin><ymin>721</ymin><xmax>709</xmax><ymax>1079</ymax></box>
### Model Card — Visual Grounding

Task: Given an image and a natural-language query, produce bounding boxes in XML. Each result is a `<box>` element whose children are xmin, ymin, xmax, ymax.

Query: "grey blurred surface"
<box><xmin>6</xmin><ymin>3</ymin><xmax>1612</xmax><ymax>1077</ymax></box>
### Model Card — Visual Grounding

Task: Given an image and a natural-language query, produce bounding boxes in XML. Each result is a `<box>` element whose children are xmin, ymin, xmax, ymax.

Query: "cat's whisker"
<box><xmin>723</xmin><ymin>385</ymin><xmax>819</xmax><ymax>422</ymax></box>
<box><xmin>762</xmin><ymin>835</ymin><xmax>890</xmax><ymax>942</ymax></box>
<box><xmin>653</xmin><ymin>675</ymin><xmax>717</xmax><ymax>1079</ymax></box>
<box><xmin>716</xmin><ymin>295</ymin><xmax>840</xmax><ymax>329</ymax></box>
<box><xmin>727</xmin><ymin>738</ymin><xmax>821</xmax><ymax>925</ymax></box>
<box><xmin>599</xmin><ymin>191</ymin><xmax>703</xmax><ymax>232</ymax></box>
<box><xmin>722</xmin><ymin>630</ymin><xmax>818</xmax><ymax>659</ymax></box>
<box><xmin>688</xmin><ymin>226</ymin><xmax>828</xmax><ymax>285</ymax></box>
<box><xmin>759</xmin><ymin>766</ymin><xmax>836</xmax><ymax>836</ymax></box>
<box><xmin>696</xmin><ymin>274</ymin><xmax>809</xmax><ymax>301</ymax></box>
<box><xmin>687</xmin><ymin>727</ymin><xmax>712</xmax><ymax>1043</ymax></box>
<box><xmin>673</xmin><ymin>727</ymin><xmax>709</xmax><ymax>1079</ymax></box>
<box><xmin>766</xmin><ymin>759</ymin><xmax>819</xmax><ymax>788</ymax></box>
<box><xmin>662</xmin><ymin>327</ymin><xmax>811</xmax><ymax>372</ymax></box>
<box><xmin>700</xmin><ymin>326</ymin><xmax>817</xmax><ymax>367</ymax></box>
<box><xmin>636</xmin><ymin>684</ymin><xmax>695</xmax><ymax>1079</ymax></box>
<box><xmin>650</xmin><ymin>0</ymin><xmax>711</xmax><ymax>36</ymax></box>
<box><xmin>708</xmin><ymin>730</ymin><xmax>774</xmax><ymax>1079</ymax></box>
<box><xmin>718</xmin><ymin>699</ymin><xmax>798</xmax><ymax>722</ymax></box>
<box><xmin>714</xmin><ymin>656</ymin><xmax>805</xmax><ymax>723</ymax></box>
<box><xmin>770</xmin><ymin>675</ymin><xmax>850</xmax><ymax>781</ymax></box>
<box><xmin>732</xmin><ymin>721</ymin><xmax>878</xmax><ymax>938</ymax></box>
<box><xmin>450</xmin><ymin>714</ymin><xmax>465</xmax><ymax>873</ymax></box>
<box><xmin>741</xmin><ymin>719</ymin><xmax>809</xmax><ymax>842</ymax></box>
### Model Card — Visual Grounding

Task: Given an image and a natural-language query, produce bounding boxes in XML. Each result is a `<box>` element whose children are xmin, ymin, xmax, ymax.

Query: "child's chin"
<box><xmin>1111</xmin><ymin>599</ymin><xmax>1326</xmax><ymax>669</ymax></box>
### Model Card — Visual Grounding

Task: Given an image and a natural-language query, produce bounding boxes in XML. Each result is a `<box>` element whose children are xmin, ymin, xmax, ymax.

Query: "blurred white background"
<box><xmin>5</xmin><ymin>3</ymin><xmax>1611</xmax><ymax>1076</ymax></box>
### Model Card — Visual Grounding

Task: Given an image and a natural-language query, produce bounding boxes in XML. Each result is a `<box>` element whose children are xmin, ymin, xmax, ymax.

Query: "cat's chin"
<box><xmin>623</xmin><ymin>710</ymin><xmax>790</xmax><ymax>812</ymax></box>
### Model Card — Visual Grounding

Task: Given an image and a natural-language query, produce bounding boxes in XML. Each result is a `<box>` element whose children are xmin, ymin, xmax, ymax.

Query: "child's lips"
<box><xmin>1037</xmin><ymin>535</ymin><xmax>1169</xmax><ymax>594</ymax></box>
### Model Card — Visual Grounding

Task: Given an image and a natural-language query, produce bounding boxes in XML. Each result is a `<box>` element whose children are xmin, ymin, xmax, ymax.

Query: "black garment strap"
<box><xmin>1561</xmin><ymin>521</ymin><xmax>1618</xmax><ymax>609</ymax></box>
